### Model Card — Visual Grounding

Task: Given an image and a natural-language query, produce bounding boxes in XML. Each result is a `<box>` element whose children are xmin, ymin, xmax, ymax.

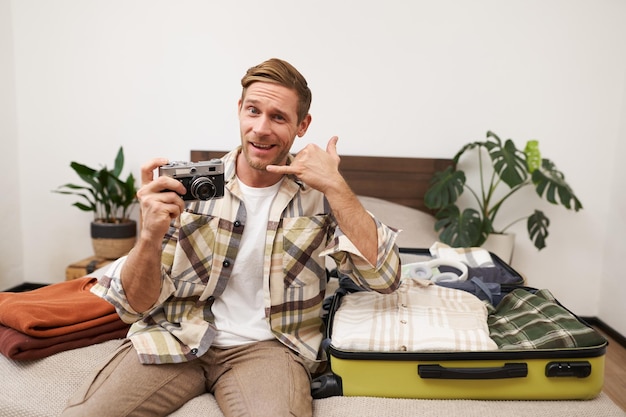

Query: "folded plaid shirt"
<box><xmin>92</xmin><ymin>148</ymin><xmax>401</xmax><ymax>372</ymax></box>
<box><xmin>487</xmin><ymin>289</ymin><xmax>606</xmax><ymax>350</ymax></box>
<box><xmin>332</xmin><ymin>278</ymin><xmax>497</xmax><ymax>352</ymax></box>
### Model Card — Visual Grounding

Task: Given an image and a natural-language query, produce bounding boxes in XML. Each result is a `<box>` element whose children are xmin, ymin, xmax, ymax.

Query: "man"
<box><xmin>62</xmin><ymin>58</ymin><xmax>401</xmax><ymax>417</ymax></box>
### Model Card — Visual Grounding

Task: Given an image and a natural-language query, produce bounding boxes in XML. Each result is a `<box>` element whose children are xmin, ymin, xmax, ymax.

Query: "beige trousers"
<box><xmin>61</xmin><ymin>339</ymin><xmax>313</xmax><ymax>417</ymax></box>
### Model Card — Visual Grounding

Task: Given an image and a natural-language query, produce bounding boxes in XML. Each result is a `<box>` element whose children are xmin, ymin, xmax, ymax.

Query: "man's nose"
<box><xmin>253</xmin><ymin>115</ymin><xmax>271</xmax><ymax>136</ymax></box>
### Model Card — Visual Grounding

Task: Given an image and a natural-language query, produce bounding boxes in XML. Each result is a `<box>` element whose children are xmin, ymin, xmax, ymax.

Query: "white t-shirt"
<box><xmin>211</xmin><ymin>178</ymin><xmax>282</xmax><ymax>347</ymax></box>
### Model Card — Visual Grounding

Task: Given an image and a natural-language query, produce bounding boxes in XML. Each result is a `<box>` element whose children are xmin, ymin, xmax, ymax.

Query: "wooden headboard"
<box><xmin>190</xmin><ymin>150</ymin><xmax>452</xmax><ymax>213</ymax></box>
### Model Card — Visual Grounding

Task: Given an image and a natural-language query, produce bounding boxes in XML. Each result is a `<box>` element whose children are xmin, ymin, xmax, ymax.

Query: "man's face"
<box><xmin>238</xmin><ymin>82</ymin><xmax>310</xmax><ymax>172</ymax></box>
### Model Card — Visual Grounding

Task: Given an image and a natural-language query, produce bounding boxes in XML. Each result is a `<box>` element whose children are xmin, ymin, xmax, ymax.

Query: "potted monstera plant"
<box><xmin>54</xmin><ymin>146</ymin><xmax>138</xmax><ymax>259</ymax></box>
<box><xmin>424</xmin><ymin>131</ymin><xmax>582</xmax><ymax>257</ymax></box>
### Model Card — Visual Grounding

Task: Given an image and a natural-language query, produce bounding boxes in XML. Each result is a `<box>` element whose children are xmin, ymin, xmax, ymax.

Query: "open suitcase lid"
<box><xmin>399</xmin><ymin>247</ymin><xmax>525</xmax><ymax>286</ymax></box>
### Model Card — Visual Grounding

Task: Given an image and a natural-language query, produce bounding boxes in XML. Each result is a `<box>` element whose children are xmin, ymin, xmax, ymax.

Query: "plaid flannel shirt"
<box><xmin>92</xmin><ymin>148</ymin><xmax>401</xmax><ymax>371</ymax></box>
<box><xmin>487</xmin><ymin>289</ymin><xmax>607</xmax><ymax>350</ymax></box>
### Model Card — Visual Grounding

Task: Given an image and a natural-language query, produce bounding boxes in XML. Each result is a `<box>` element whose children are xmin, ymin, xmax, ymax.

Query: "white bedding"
<box><xmin>0</xmin><ymin>338</ymin><xmax>622</xmax><ymax>417</ymax></box>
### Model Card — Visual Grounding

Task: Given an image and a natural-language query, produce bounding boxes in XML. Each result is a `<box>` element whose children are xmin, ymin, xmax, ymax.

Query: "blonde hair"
<box><xmin>241</xmin><ymin>58</ymin><xmax>312</xmax><ymax>124</ymax></box>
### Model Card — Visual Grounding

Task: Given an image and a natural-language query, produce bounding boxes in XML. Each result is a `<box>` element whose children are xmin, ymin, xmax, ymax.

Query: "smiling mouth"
<box><xmin>251</xmin><ymin>142</ymin><xmax>274</xmax><ymax>150</ymax></box>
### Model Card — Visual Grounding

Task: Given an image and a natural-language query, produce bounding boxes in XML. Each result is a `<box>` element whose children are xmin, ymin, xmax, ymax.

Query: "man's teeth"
<box><xmin>253</xmin><ymin>143</ymin><xmax>272</xmax><ymax>149</ymax></box>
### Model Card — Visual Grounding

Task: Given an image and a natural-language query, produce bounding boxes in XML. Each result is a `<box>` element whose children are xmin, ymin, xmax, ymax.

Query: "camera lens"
<box><xmin>190</xmin><ymin>177</ymin><xmax>216</xmax><ymax>200</ymax></box>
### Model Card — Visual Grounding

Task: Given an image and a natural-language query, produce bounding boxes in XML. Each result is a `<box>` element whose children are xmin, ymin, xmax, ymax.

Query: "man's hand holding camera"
<box><xmin>159</xmin><ymin>160</ymin><xmax>225</xmax><ymax>201</ymax></box>
<box><xmin>137</xmin><ymin>158</ymin><xmax>187</xmax><ymax>244</ymax></box>
<box><xmin>137</xmin><ymin>158</ymin><xmax>225</xmax><ymax>244</ymax></box>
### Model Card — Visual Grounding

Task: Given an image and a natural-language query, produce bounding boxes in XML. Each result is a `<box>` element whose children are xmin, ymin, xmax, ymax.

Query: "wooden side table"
<box><xmin>65</xmin><ymin>256</ymin><xmax>114</xmax><ymax>281</ymax></box>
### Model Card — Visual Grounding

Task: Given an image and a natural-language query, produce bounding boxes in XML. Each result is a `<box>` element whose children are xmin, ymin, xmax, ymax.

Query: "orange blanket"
<box><xmin>0</xmin><ymin>320</ymin><xmax>129</xmax><ymax>360</ymax></box>
<box><xmin>0</xmin><ymin>277</ymin><xmax>120</xmax><ymax>337</ymax></box>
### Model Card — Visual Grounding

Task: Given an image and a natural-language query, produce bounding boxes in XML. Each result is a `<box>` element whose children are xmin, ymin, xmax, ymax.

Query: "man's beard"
<box><xmin>243</xmin><ymin>143</ymin><xmax>290</xmax><ymax>172</ymax></box>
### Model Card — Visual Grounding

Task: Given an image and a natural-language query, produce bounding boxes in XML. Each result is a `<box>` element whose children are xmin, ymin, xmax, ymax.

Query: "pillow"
<box><xmin>358</xmin><ymin>196</ymin><xmax>438</xmax><ymax>248</ymax></box>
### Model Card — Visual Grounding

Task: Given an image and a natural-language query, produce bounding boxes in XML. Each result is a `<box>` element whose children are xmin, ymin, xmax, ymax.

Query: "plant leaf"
<box><xmin>524</xmin><ymin>140</ymin><xmax>542</xmax><ymax>173</ymax></box>
<box><xmin>52</xmin><ymin>187</ymin><xmax>97</xmax><ymax>212</ymax></box>
<box><xmin>70</xmin><ymin>162</ymin><xmax>103</xmax><ymax>196</ymax></box>
<box><xmin>54</xmin><ymin>183</ymin><xmax>91</xmax><ymax>191</ymax></box>
<box><xmin>72</xmin><ymin>201</ymin><xmax>95</xmax><ymax>212</ymax></box>
<box><xmin>112</xmin><ymin>146</ymin><xmax>124</xmax><ymax>178</ymax></box>
<box><xmin>54</xmin><ymin>146</ymin><xmax>138</xmax><ymax>222</ymax></box>
<box><xmin>452</xmin><ymin>141</ymin><xmax>484</xmax><ymax>165</ymax></box>
<box><xmin>434</xmin><ymin>205</ymin><xmax>489</xmax><ymax>247</ymax></box>
<box><xmin>69</xmin><ymin>161</ymin><xmax>96</xmax><ymax>177</ymax></box>
<box><xmin>486</xmin><ymin>135</ymin><xmax>528</xmax><ymax>189</ymax></box>
<box><xmin>424</xmin><ymin>167</ymin><xmax>465</xmax><ymax>209</ymax></box>
<box><xmin>527</xmin><ymin>209</ymin><xmax>550</xmax><ymax>250</ymax></box>
<box><xmin>532</xmin><ymin>159</ymin><xmax>583</xmax><ymax>211</ymax></box>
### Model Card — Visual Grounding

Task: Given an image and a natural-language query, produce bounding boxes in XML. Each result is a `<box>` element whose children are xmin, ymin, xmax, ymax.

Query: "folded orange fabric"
<box><xmin>0</xmin><ymin>320</ymin><xmax>129</xmax><ymax>360</ymax></box>
<box><xmin>0</xmin><ymin>277</ymin><xmax>120</xmax><ymax>337</ymax></box>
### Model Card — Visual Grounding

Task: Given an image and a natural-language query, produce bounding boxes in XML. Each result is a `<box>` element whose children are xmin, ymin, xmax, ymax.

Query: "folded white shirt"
<box><xmin>332</xmin><ymin>278</ymin><xmax>497</xmax><ymax>352</ymax></box>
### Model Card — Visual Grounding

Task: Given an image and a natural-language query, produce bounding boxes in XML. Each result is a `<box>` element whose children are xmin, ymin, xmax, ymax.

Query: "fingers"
<box><xmin>267</xmin><ymin>136</ymin><xmax>340</xmax><ymax>176</ymax></box>
<box><xmin>326</xmin><ymin>136</ymin><xmax>339</xmax><ymax>156</ymax></box>
<box><xmin>265</xmin><ymin>164</ymin><xmax>289</xmax><ymax>174</ymax></box>
<box><xmin>141</xmin><ymin>158</ymin><xmax>169</xmax><ymax>185</ymax></box>
<box><xmin>137</xmin><ymin>158</ymin><xmax>187</xmax><ymax>240</ymax></box>
<box><xmin>142</xmin><ymin>192</ymin><xmax>185</xmax><ymax>218</ymax></box>
<box><xmin>139</xmin><ymin>201</ymin><xmax>185</xmax><ymax>241</ymax></box>
<box><xmin>139</xmin><ymin>158</ymin><xmax>186</xmax><ymax>196</ymax></box>
<box><xmin>137</xmin><ymin>182</ymin><xmax>186</xmax><ymax>240</ymax></box>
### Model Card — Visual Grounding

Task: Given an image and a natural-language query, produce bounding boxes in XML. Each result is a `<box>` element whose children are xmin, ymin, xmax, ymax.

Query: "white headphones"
<box><xmin>401</xmin><ymin>259</ymin><xmax>468</xmax><ymax>283</ymax></box>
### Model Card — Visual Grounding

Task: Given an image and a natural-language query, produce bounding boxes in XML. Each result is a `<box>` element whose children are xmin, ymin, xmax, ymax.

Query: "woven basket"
<box><xmin>92</xmin><ymin>236</ymin><xmax>136</xmax><ymax>259</ymax></box>
<box><xmin>90</xmin><ymin>220</ymin><xmax>137</xmax><ymax>259</ymax></box>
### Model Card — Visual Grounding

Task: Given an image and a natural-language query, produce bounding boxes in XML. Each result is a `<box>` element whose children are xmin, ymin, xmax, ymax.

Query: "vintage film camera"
<box><xmin>159</xmin><ymin>159</ymin><xmax>225</xmax><ymax>201</ymax></box>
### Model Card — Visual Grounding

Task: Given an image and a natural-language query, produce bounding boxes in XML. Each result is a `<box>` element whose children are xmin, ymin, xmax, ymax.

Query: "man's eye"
<box><xmin>247</xmin><ymin>107</ymin><xmax>259</xmax><ymax>115</ymax></box>
<box><xmin>273</xmin><ymin>114</ymin><xmax>285</xmax><ymax>122</ymax></box>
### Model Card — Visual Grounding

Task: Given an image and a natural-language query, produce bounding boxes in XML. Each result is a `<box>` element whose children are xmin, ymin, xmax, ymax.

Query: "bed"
<box><xmin>0</xmin><ymin>151</ymin><xmax>623</xmax><ymax>417</ymax></box>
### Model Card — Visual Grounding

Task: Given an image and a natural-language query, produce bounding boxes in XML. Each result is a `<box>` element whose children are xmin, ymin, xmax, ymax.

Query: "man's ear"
<box><xmin>297</xmin><ymin>114</ymin><xmax>312</xmax><ymax>137</ymax></box>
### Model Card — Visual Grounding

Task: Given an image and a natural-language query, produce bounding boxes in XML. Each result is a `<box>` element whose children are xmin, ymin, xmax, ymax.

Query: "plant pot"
<box><xmin>482</xmin><ymin>233</ymin><xmax>515</xmax><ymax>263</ymax></box>
<box><xmin>90</xmin><ymin>220</ymin><xmax>137</xmax><ymax>259</ymax></box>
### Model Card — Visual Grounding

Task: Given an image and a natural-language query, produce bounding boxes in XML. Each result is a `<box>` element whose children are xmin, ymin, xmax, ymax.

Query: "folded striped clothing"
<box><xmin>331</xmin><ymin>278</ymin><xmax>497</xmax><ymax>352</ymax></box>
<box><xmin>487</xmin><ymin>289</ymin><xmax>607</xmax><ymax>349</ymax></box>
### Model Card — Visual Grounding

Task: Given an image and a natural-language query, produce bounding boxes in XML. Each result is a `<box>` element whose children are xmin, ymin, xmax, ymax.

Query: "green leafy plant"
<box><xmin>424</xmin><ymin>131</ymin><xmax>582</xmax><ymax>250</ymax></box>
<box><xmin>53</xmin><ymin>146</ymin><xmax>138</xmax><ymax>223</ymax></box>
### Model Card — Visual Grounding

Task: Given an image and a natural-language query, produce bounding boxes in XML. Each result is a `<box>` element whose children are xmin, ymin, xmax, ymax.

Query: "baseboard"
<box><xmin>581</xmin><ymin>316</ymin><xmax>626</xmax><ymax>348</ymax></box>
<box><xmin>3</xmin><ymin>282</ymin><xmax>49</xmax><ymax>292</ymax></box>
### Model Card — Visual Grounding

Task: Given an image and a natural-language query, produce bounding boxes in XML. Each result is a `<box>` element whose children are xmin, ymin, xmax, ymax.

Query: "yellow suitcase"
<box><xmin>314</xmin><ymin>249</ymin><xmax>607</xmax><ymax>400</ymax></box>
<box><xmin>315</xmin><ymin>289</ymin><xmax>607</xmax><ymax>400</ymax></box>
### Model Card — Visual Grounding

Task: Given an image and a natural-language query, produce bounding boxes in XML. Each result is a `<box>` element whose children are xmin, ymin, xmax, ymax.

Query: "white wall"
<box><xmin>3</xmin><ymin>0</ymin><xmax>625</xmax><ymax>333</ymax></box>
<box><xmin>0</xmin><ymin>0</ymin><xmax>23</xmax><ymax>290</ymax></box>
<box><xmin>600</xmin><ymin>72</ymin><xmax>626</xmax><ymax>335</ymax></box>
